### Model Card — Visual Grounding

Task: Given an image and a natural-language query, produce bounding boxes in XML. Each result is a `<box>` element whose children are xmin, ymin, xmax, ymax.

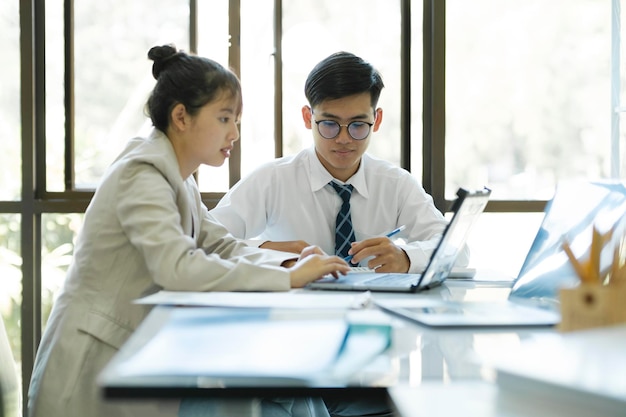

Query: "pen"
<box><xmin>344</xmin><ymin>225</ymin><xmax>406</xmax><ymax>262</ymax></box>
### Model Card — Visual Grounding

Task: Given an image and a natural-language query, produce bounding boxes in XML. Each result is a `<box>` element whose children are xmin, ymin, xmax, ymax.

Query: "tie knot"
<box><xmin>330</xmin><ymin>181</ymin><xmax>353</xmax><ymax>203</ymax></box>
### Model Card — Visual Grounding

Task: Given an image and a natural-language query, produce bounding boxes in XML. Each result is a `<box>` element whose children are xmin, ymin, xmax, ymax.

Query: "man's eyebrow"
<box><xmin>318</xmin><ymin>111</ymin><xmax>370</xmax><ymax>120</ymax></box>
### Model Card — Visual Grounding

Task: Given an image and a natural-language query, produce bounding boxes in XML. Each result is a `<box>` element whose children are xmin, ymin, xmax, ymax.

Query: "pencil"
<box><xmin>562</xmin><ymin>240</ymin><xmax>592</xmax><ymax>284</ymax></box>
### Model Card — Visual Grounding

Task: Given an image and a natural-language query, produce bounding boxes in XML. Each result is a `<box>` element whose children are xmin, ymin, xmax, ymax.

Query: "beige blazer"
<box><xmin>27</xmin><ymin>130</ymin><xmax>294</xmax><ymax>417</ymax></box>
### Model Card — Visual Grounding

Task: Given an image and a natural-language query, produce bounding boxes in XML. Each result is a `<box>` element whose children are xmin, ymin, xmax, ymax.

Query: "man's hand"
<box><xmin>346</xmin><ymin>237</ymin><xmax>410</xmax><ymax>273</ymax></box>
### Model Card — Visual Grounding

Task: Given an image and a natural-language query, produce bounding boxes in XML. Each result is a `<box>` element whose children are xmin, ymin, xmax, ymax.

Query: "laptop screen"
<box><xmin>509</xmin><ymin>180</ymin><xmax>626</xmax><ymax>309</ymax></box>
<box><xmin>417</xmin><ymin>187</ymin><xmax>491</xmax><ymax>289</ymax></box>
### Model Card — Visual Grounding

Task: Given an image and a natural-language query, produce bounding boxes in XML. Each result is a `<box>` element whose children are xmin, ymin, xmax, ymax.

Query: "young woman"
<box><xmin>27</xmin><ymin>44</ymin><xmax>349</xmax><ymax>417</ymax></box>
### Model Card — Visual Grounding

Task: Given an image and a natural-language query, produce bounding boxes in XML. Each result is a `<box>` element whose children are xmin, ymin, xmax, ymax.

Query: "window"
<box><xmin>197</xmin><ymin>0</ymin><xmax>407</xmax><ymax>192</ymax></box>
<box><xmin>0</xmin><ymin>1</ymin><xmax>22</xmax><ymax>411</ymax></box>
<box><xmin>446</xmin><ymin>0</ymin><xmax>614</xmax><ymax>200</ymax></box>
<box><xmin>279</xmin><ymin>0</ymin><xmax>403</xmax><ymax>166</ymax></box>
<box><xmin>54</xmin><ymin>0</ymin><xmax>189</xmax><ymax>190</ymax></box>
<box><xmin>197</xmin><ymin>0</ymin><xmax>231</xmax><ymax>191</ymax></box>
<box><xmin>0</xmin><ymin>0</ymin><xmax>21</xmax><ymax>201</ymax></box>
<box><xmin>41</xmin><ymin>214</ymin><xmax>83</xmax><ymax>327</ymax></box>
<box><xmin>445</xmin><ymin>0</ymin><xmax>622</xmax><ymax>276</ymax></box>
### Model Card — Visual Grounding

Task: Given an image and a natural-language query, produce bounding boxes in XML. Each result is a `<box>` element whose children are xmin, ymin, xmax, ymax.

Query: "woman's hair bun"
<box><xmin>148</xmin><ymin>44</ymin><xmax>181</xmax><ymax>79</ymax></box>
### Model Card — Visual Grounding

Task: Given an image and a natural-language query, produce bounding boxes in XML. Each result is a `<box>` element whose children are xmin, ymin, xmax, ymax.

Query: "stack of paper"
<box><xmin>494</xmin><ymin>324</ymin><xmax>626</xmax><ymax>416</ymax></box>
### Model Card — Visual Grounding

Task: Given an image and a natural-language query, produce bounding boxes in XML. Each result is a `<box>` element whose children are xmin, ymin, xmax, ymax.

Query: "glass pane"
<box><xmin>620</xmin><ymin>0</ymin><xmax>626</xmax><ymax>182</ymax></box>
<box><xmin>0</xmin><ymin>1</ymin><xmax>21</xmax><ymax>200</ymax></box>
<box><xmin>281</xmin><ymin>0</ymin><xmax>402</xmax><ymax>165</ymax></box>
<box><xmin>411</xmin><ymin>2</ymin><xmax>424</xmax><ymax>176</ymax></box>
<box><xmin>620</xmin><ymin>113</ymin><xmax>626</xmax><ymax>175</ymax></box>
<box><xmin>72</xmin><ymin>1</ymin><xmax>189</xmax><ymax>189</ymax></box>
<box><xmin>620</xmin><ymin>0</ymin><xmax>626</xmax><ymax>109</ymax></box>
<box><xmin>240</xmin><ymin>0</ymin><xmax>275</xmax><ymax>179</ymax></box>
<box><xmin>446</xmin><ymin>0</ymin><xmax>612</xmax><ymax>201</ymax></box>
<box><xmin>0</xmin><ymin>213</ymin><xmax>21</xmax><ymax>416</ymax></box>
<box><xmin>41</xmin><ymin>214</ymin><xmax>83</xmax><ymax>328</ymax></box>
<box><xmin>464</xmin><ymin>212</ymin><xmax>545</xmax><ymax>278</ymax></box>
<box><xmin>45</xmin><ymin>0</ymin><xmax>65</xmax><ymax>191</ymax></box>
<box><xmin>196</xmin><ymin>0</ymin><xmax>230</xmax><ymax>192</ymax></box>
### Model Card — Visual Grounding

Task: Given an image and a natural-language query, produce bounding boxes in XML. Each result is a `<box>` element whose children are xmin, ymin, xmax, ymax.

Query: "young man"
<box><xmin>210</xmin><ymin>51</ymin><xmax>468</xmax><ymax>273</ymax></box>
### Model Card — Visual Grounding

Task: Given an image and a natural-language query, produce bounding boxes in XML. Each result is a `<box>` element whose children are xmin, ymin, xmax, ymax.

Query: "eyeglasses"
<box><xmin>314</xmin><ymin>119</ymin><xmax>374</xmax><ymax>140</ymax></box>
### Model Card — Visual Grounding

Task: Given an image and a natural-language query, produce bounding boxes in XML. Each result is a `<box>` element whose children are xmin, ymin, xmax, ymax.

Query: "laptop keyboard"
<box><xmin>349</xmin><ymin>267</ymin><xmax>375</xmax><ymax>273</ymax></box>
<box><xmin>362</xmin><ymin>273</ymin><xmax>418</xmax><ymax>286</ymax></box>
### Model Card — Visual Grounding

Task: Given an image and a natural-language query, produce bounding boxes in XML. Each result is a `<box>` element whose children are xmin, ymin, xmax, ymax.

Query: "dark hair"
<box><xmin>145</xmin><ymin>44</ymin><xmax>242</xmax><ymax>132</ymax></box>
<box><xmin>304</xmin><ymin>52</ymin><xmax>384</xmax><ymax>109</ymax></box>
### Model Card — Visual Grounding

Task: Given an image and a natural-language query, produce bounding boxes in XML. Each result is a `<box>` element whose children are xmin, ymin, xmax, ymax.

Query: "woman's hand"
<box><xmin>287</xmin><ymin>245</ymin><xmax>350</xmax><ymax>288</ymax></box>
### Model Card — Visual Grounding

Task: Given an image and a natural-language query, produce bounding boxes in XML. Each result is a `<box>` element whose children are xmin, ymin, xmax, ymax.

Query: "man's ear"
<box><xmin>372</xmin><ymin>108</ymin><xmax>383</xmax><ymax>132</ymax></box>
<box><xmin>302</xmin><ymin>105</ymin><xmax>313</xmax><ymax>130</ymax></box>
<box><xmin>170</xmin><ymin>103</ymin><xmax>187</xmax><ymax>132</ymax></box>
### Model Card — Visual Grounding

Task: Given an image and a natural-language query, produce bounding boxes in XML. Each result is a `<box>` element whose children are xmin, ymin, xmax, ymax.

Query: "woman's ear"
<box><xmin>170</xmin><ymin>103</ymin><xmax>187</xmax><ymax>132</ymax></box>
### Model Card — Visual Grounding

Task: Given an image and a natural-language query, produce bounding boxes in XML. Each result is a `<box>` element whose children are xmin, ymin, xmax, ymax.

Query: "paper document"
<box><xmin>111</xmin><ymin>308</ymin><xmax>390</xmax><ymax>385</ymax></box>
<box><xmin>135</xmin><ymin>290</ymin><xmax>373</xmax><ymax>309</ymax></box>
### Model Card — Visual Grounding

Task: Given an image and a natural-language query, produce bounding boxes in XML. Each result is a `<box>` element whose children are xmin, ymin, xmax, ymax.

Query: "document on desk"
<box><xmin>134</xmin><ymin>290</ymin><xmax>372</xmax><ymax>310</ymax></box>
<box><xmin>493</xmin><ymin>324</ymin><xmax>626</xmax><ymax>415</ymax></box>
<box><xmin>110</xmin><ymin>308</ymin><xmax>390</xmax><ymax>385</ymax></box>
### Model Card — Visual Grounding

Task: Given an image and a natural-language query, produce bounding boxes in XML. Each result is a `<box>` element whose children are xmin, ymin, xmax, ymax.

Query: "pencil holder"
<box><xmin>558</xmin><ymin>283</ymin><xmax>626</xmax><ymax>332</ymax></box>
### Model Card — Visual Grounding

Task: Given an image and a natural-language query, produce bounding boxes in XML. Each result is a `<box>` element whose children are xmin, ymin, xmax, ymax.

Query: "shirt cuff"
<box><xmin>401</xmin><ymin>243</ymin><xmax>471</xmax><ymax>273</ymax></box>
<box><xmin>400</xmin><ymin>244</ymin><xmax>432</xmax><ymax>273</ymax></box>
<box><xmin>242</xmin><ymin>239</ymin><xmax>265</xmax><ymax>248</ymax></box>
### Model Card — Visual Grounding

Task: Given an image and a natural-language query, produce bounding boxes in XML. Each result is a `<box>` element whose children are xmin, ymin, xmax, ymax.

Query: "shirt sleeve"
<box><xmin>210</xmin><ymin>167</ymin><xmax>272</xmax><ymax>243</ymax></box>
<box><xmin>394</xmin><ymin>174</ymin><xmax>470</xmax><ymax>272</ymax></box>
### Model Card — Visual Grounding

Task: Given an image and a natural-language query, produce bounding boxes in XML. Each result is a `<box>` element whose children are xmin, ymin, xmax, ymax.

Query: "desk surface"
<box><xmin>389</xmin><ymin>381</ymin><xmax>613</xmax><ymax>417</ymax></box>
<box><xmin>99</xmin><ymin>278</ymin><xmax>553</xmax><ymax>402</ymax></box>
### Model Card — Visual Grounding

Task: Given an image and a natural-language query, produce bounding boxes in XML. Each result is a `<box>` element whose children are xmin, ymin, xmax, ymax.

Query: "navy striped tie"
<box><xmin>330</xmin><ymin>181</ymin><xmax>356</xmax><ymax>258</ymax></box>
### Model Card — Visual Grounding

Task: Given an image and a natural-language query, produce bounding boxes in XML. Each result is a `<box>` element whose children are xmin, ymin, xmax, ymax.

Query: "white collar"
<box><xmin>306</xmin><ymin>146</ymin><xmax>370</xmax><ymax>198</ymax></box>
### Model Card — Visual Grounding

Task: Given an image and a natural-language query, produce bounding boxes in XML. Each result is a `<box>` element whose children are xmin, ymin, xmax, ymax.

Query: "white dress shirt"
<box><xmin>211</xmin><ymin>146</ymin><xmax>469</xmax><ymax>272</ymax></box>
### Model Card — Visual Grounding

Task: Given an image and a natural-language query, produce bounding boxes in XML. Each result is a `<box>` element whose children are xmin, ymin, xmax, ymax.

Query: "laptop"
<box><xmin>375</xmin><ymin>180</ymin><xmax>626</xmax><ymax>327</ymax></box>
<box><xmin>306</xmin><ymin>187</ymin><xmax>491</xmax><ymax>293</ymax></box>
